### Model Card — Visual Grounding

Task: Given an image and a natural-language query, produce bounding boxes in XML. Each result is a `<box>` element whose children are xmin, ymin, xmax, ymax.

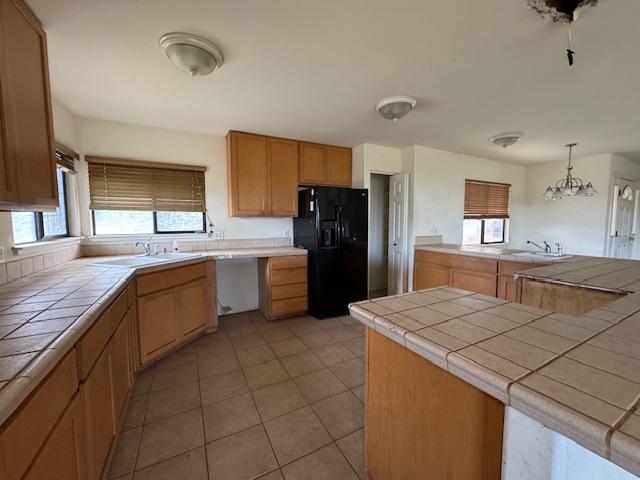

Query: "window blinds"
<box><xmin>87</xmin><ymin>157</ymin><xmax>206</xmax><ymax>212</ymax></box>
<box><xmin>55</xmin><ymin>143</ymin><xmax>79</xmax><ymax>173</ymax></box>
<box><xmin>464</xmin><ymin>179</ymin><xmax>511</xmax><ymax>219</ymax></box>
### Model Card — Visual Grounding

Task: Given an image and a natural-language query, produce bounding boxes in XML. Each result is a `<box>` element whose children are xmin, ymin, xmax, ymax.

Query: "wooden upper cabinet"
<box><xmin>0</xmin><ymin>0</ymin><xmax>57</xmax><ymax>210</ymax></box>
<box><xmin>267</xmin><ymin>137</ymin><xmax>298</xmax><ymax>217</ymax></box>
<box><xmin>227</xmin><ymin>131</ymin><xmax>268</xmax><ymax>216</ymax></box>
<box><xmin>299</xmin><ymin>142</ymin><xmax>326</xmax><ymax>185</ymax></box>
<box><xmin>326</xmin><ymin>147</ymin><xmax>352</xmax><ymax>187</ymax></box>
<box><xmin>299</xmin><ymin>142</ymin><xmax>352</xmax><ymax>187</ymax></box>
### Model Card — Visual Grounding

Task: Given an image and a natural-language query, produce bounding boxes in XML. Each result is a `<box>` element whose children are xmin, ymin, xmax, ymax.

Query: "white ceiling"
<box><xmin>27</xmin><ymin>0</ymin><xmax>640</xmax><ymax>164</ymax></box>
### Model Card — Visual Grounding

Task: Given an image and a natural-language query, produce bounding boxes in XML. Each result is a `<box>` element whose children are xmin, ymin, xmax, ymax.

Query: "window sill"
<box><xmin>83</xmin><ymin>233</ymin><xmax>213</xmax><ymax>244</ymax></box>
<box><xmin>12</xmin><ymin>237</ymin><xmax>81</xmax><ymax>257</ymax></box>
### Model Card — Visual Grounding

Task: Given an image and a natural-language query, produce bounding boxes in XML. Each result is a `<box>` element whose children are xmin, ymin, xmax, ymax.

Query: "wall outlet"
<box><xmin>284</xmin><ymin>229</ymin><xmax>290</xmax><ymax>238</ymax></box>
<box><xmin>212</xmin><ymin>230</ymin><xmax>224</xmax><ymax>241</ymax></box>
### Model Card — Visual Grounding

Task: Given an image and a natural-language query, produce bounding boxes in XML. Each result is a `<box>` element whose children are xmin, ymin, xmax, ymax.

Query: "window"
<box><xmin>92</xmin><ymin>210</ymin><xmax>205</xmax><ymax>235</ymax></box>
<box><xmin>12</xmin><ymin>169</ymin><xmax>69</xmax><ymax>244</ymax></box>
<box><xmin>87</xmin><ymin>156</ymin><xmax>207</xmax><ymax>235</ymax></box>
<box><xmin>463</xmin><ymin>179</ymin><xmax>510</xmax><ymax>245</ymax></box>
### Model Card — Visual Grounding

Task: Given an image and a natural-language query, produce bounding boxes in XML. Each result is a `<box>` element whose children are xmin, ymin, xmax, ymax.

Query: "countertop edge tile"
<box><xmin>610</xmin><ymin>429</ymin><xmax>640</xmax><ymax>478</ymax></box>
<box><xmin>509</xmin><ymin>382</ymin><xmax>612</xmax><ymax>458</ymax></box>
<box><xmin>447</xmin><ymin>352</ymin><xmax>511</xmax><ymax>404</ymax></box>
<box><xmin>403</xmin><ymin>332</ymin><xmax>449</xmax><ymax>370</ymax></box>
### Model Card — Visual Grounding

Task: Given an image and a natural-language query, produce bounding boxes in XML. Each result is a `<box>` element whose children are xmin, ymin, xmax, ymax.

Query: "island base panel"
<box><xmin>365</xmin><ymin>328</ymin><xmax>504</xmax><ymax>480</ymax></box>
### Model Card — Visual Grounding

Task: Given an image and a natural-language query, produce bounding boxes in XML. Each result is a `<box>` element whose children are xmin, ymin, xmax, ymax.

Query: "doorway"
<box><xmin>369</xmin><ymin>174</ymin><xmax>389</xmax><ymax>298</ymax></box>
<box><xmin>608</xmin><ymin>177</ymin><xmax>640</xmax><ymax>259</ymax></box>
<box><xmin>368</xmin><ymin>172</ymin><xmax>409</xmax><ymax>298</ymax></box>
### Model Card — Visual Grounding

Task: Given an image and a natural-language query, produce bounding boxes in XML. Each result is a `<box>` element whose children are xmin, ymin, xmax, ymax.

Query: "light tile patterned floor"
<box><xmin>109</xmin><ymin>310</ymin><xmax>368</xmax><ymax>480</ymax></box>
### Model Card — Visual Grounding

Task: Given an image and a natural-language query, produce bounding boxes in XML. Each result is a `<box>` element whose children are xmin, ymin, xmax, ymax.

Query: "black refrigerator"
<box><xmin>294</xmin><ymin>186</ymin><xmax>368</xmax><ymax>318</ymax></box>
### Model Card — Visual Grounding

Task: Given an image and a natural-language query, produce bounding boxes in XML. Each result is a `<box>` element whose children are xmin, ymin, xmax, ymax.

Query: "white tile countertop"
<box><xmin>0</xmin><ymin>246</ymin><xmax>307</xmax><ymax>427</ymax></box>
<box><xmin>415</xmin><ymin>243</ymin><xmax>575</xmax><ymax>263</ymax></box>
<box><xmin>349</xmin><ymin>286</ymin><xmax>640</xmax><ymax>478</ymax></box>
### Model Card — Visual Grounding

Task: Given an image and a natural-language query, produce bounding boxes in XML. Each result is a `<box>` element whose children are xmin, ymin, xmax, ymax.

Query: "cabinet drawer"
<box><xmin>272</xmin><ymin>296</ymin><xmax>307</xmax><ymax>317</ymax></box>
<box><xmin>77</xmin><ymin>289</ymin><xmax>127</xmax><ymax>380</ymax></box>
<box><xmin>451</xmin><ymin>271</ymin><xmax>497</xmax><ymax>297</ymax></box>
<box><xmin>414</xmin><ymin>250</ymin><xmax>451</xmax><ymax>268</ymax></box>
<box><xmin>270</xmin><ymin>255</ymin><xmax>307</xmax><ymax>270</ymax></box>
<box><xmin>137</xmin><ymin>261</ymin><xmax>206</xmax><ymax>296</ymax></box>
<box><xmin>272</xmin><ymin>282</ymin><xmax>307</xmax><ymax>301</ymax></box>
<box><xmin>449</xmin><ymin>255</ymin><xmax>497</xmax><ymax>274</ymax></box>
<box><xmin>271</xmin><ymin>268</ymin><xmax>307</xmax><ymax>286</ymax></box>
<box><xmin>1</xmin><ymin>350</ymin><xmax>78</xmax><ymax>480</ymax></box>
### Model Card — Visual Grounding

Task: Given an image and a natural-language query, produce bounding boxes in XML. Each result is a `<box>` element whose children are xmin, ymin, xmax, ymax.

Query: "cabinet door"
<box><xmin>451</xmin><ymin>270</ymin><xmax>497</xmax><ymax>297</ymax></box>
<box><xmin>137</xmin><ymin>288</ymin><xmax>178</xmax><ymax>363</ymax></box>
<box><xmin>109</xmin><ymin>320</ymin><xmax>131</xmax><ymax>424</ymax></box>
<box><xmin>177</xmin><ymin>278</ymin><xmax>208</xmax><ymax>337</ymax></box>
<box><xmin>414</xmin><ymin>262</ymin><xmax>450</xmax><ymax>290</ymax></box>
<box><xmin>24</xmin><ymin>395</ymin><xmax>86</xmax><ymax>480</ymax></box>
<box><xmin>81</xmin><ymin>349</ymin><xmax>115</xmax><ymax>480</ymax></box>
<box><xmin>498</xmin><ymin>275</ymin><xmax>520</xmax><ymax>302</ymax></box>
<box><xmin>326</xmin><ymin>147</ymin><xmax>352</xmax><ymax>187</ymax></box>
<box><xmin>227</xmin><ymin>132</ymin><xmax>268</xmax><ymax>216</ymax></box>
<box><xmin>0</xmin><ymin>0</ymin><xmax>56</xmax><ymax>209</ymax></box>
<box><xmin>267</xmin><ymin>137</ymin><xmax>298</xmax><ymax>216</ymax></box>
<box><xmin>299</xmin><ymin>142</ymin><xmax>326</xmax><ymax>185</ymax></box>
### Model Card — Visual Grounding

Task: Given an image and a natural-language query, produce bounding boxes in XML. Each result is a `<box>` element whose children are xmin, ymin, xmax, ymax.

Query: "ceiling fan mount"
<box><xmin>527</xmin><ymin>0</ymin><xmax>599</xmax><ymax>22</ymax></box>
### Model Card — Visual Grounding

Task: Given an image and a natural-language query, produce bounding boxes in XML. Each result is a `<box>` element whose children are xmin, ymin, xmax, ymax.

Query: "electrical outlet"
<box><xmin>284</xmin><ymin>229</ymin><xmax>290</xmax><ymax>238</ymax></box>
<box><xmin>212</xmin><ymin>230</ymin><xmax>224</xmax><ymax>240</ymax></box>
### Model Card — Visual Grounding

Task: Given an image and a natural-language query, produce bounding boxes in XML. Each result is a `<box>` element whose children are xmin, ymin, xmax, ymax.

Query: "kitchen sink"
<box><xmin>90</xmin><ymin>252</ymin><xmax>202</xmax><ymax>268</ymax></box>
<box><xmin>512</xmin><ymin>251</ymin><xmax>572</xmax><ymax>260</ymax></box>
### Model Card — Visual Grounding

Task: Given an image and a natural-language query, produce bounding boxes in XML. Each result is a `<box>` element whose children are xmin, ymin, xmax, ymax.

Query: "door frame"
<box><xmin>606</xmin><ymin>175</ymin><xmax>640</xmax><ymax>259</ymax></box>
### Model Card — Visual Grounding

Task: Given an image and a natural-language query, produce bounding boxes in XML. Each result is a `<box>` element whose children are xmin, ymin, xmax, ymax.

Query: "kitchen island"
<box><xmin>350</xmin><ymin>259</ymin><xmax>640</xmax><ymax>478</ymax></box>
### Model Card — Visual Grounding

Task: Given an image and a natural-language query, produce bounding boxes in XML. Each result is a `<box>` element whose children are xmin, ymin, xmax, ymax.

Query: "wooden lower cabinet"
<box><xmin>137</xmin><ymin>263</ymin><xmax>209</xmax><ymax>365</ymax></box>
<box><xmin>520</xmin><ymin>278</ymin><xmax>624</xmax><ymax>316</ymax></box>
<box><xmin>137</xmin><ymin>288</ymin><xmax>179</xmax><ymax>363</ymax></box>
<box><xmin>178</xmin><ymin>278</ymin><xmax>208</xmax><ymax>337</ymax></box>
<box><xmin>110</xmin><ymin>320</ymin><xmax>131</xmax><ymax>423</ymax></box>
<box><xmin>81</xmin><ymin>347</ymin><xmax>115</xmax><ymax>480</ymax></box>
<box><xmin>451</xmin><ymin>270</ymin><xmax>497</xmax><ymax>297</ymax></box>
<box><xmin>498</xmin><ymin>274</ymin><xmax>521</xmax><ymax>302</ymax></box>
<box><xmin>24</xmin><ymin>395</ymin><xmax>86</xmax><ymax>480</ymax></box>
<box><xmin>414</xmin><ymin>261</ymin><xmax>450</xmax><ymax>290</ymax></box>
<box><xmin>366</xmin><ymin>329</ymin><xmax>504</xmax><ymax>479</ymax></box>
<box><xmin>258</xmin><ymin>255</ymin><xmax>308</xmax><ymax>320</ymax></box>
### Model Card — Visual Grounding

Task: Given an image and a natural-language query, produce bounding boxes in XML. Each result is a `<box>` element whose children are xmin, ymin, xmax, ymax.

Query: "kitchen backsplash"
<box><xmin>81</xmin><ymin>237</ymin><xmax>293</xmax><ymax>256</ymax></box>
<box><xmin>0</xmin><ymin>243</ymin><xmax>82</xmax><ymax>285</ymax></box>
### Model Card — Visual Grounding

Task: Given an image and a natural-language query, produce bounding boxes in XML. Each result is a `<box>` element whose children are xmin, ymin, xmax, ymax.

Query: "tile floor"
<box><xmin>109</xmin><ymin>310</ymin><xmax>369</xmax><ymax>480</ymax></box>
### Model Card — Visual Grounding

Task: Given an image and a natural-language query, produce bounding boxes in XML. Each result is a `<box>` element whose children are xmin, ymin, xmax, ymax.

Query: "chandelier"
<box><xmin>543</xmin><ymin>143</ymin><xmax>596</xmax><ymax>200</ymax></box>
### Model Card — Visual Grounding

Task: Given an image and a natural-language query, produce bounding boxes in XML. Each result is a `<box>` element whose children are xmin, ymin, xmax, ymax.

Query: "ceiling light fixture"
<box><xmin>376</xmin><ymin>96</ymin><xmax>417</xmax><ymax>122</ymax></box>
<box><xmin>159</xmin><ymin>32</ymin><xmax>224</xmax><ymax>77</ymax></box>
<box><xmin>543</xmin><ymin>143</ymin><xmax>596</xmax><ymax>200</ymax></box>
<box><xmin>489</xmin><ymin>132</ymin><xmax>524</xmax><ymax>149</ymax></box>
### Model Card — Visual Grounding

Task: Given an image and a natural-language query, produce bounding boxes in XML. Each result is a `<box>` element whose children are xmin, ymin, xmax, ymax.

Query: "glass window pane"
<box><xmin>11</xmin><ymin>212</ymin><xmax>37</xmax><ymax>244</ymax></box>
<box><xmin>156</xmin><ymin>211</ymin><xmax>204</xmax><ymax>232</ymax></box>
<box><xmin>483</xmin><ymin>219</ymin><xmax>505</xmax><ymax>243</ymax></box>
<box><xmin>93</xmin><ymin>210</ymin><xmax>154</xmax><ymax>235</ymax></box>
<box><xmin>462</xmin><ymin>219</ymin><xmax>481</xmax><ymax>245</ymax></box>
<box><xmin>42</xmin><ymin>169</ymin><xmax>68</xmax><ymax>238</ymax></box>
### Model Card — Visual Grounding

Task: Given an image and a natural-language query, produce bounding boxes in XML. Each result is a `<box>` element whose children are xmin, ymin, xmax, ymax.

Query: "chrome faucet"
<box><xmin>555</xmin><ymin>242</ymin><xmax>563</xmax><ymax>256</ymax></box>
<box><xmin>527</xmin><ymin>240</ymin><xmax>552</xmax><ymax>254</ymax></box>
<box><xmin>135</xmin><ymin>237</ymin><xmax>153</xmax><ymax>255</ymax></box>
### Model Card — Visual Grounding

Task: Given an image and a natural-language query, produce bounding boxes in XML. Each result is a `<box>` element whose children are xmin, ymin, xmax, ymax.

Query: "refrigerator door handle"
<box><xmin>336</xmin><ymin>205</ymin><xmax>344</xmax><ymax>252</ymax></box>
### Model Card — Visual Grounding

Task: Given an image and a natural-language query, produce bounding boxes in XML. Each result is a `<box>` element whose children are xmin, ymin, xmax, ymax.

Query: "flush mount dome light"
<box><xmin>376</xmin><ymin>96</ymin><xmax>417</xmax><ymax>122</ymax></box>
<box><xmin>159</xmin><ymin>32</ymin><xmax>224</xmax><ymax>77</ymax></box>
<box><xmin>489</xmin><ymin>132</ymin><xmax>524</xmax><ymax>148</ymax></box>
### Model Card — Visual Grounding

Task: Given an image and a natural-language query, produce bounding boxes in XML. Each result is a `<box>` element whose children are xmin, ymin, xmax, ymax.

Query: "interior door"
<box><xmin>388</xmin><ymin>173</ymin><xmax>409</xmax><ymax>294</ymax></box>
<box><xmin>609</xmin><ymin>180</ymin><xmax>639</xmax><ymax>259</ymax></box>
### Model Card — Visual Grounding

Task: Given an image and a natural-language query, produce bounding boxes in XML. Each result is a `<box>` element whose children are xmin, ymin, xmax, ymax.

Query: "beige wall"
<box><xmin>75</xmin><ymin>116</ymin><xmax>293</xmax><ymax>240</ymax></box>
